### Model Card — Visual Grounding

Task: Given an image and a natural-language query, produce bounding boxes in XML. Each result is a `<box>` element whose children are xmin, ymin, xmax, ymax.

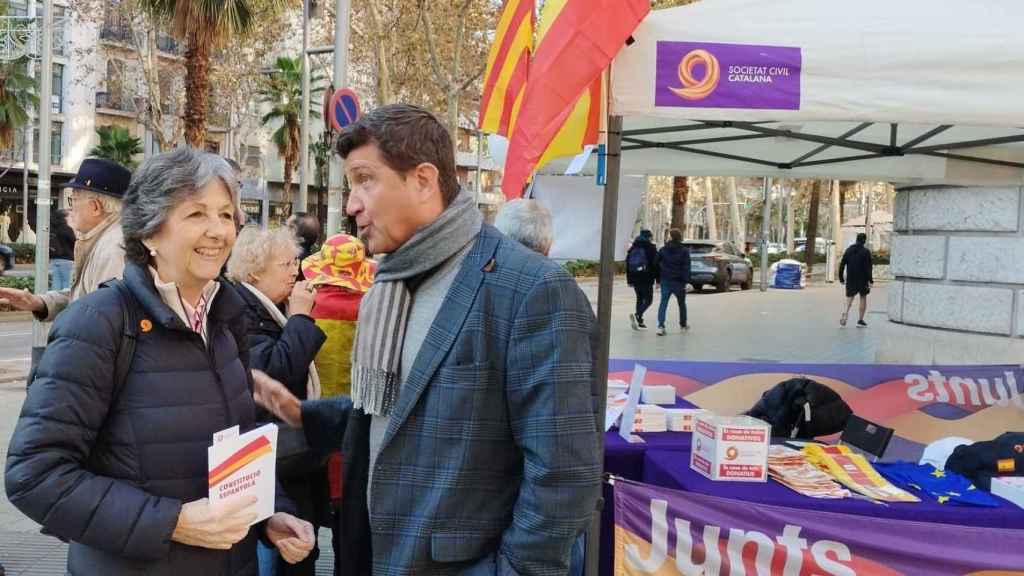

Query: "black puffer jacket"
<box><xmin>626</xmin><ymin>236</ymin><xmax>659</xmax><ymax>286</ymax></box>
<box><xmin>5</xmin><ymin>262</ymin><xmax>284</xmax><ymax>576</ymax></box>
<box><xmin>658</xmin><ymin>240</ymin><xmax>691</xmax><ymax>286</ymax></box>
<box><xmin>235</xmin><ymin>283</ymin><xmax>325</xmax><ymax>400</ymax></box>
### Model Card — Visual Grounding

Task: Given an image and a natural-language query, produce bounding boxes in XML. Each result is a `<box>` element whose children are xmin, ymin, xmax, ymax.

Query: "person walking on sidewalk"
<box><xmin>839</xmin><ymin>232</ymin><xmax>874</xmax><ymax>327</ymax></box>
<box><xmin>0</xmin><ymin>158</ymin><xmax>131</xmax><ymax>320</ymax></box>
<box><xmin>656</xmin><ymin>229</ymin><xmax>691</xmax><ymax>336</ymax></box>
<box><xmin>49</xmin><ymin>208</ymin><xmax>76</xmax><ymax>290</ymax></box>
<box><xmin>626</xmin><ymin>229</ymin><xmax>659</xmax><ymax>330</ymax></box>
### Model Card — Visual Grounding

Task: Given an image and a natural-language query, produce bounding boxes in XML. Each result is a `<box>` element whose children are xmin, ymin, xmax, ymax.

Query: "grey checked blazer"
<box><xmin>303</xmin><ymin>224</ymin><xmax>602</xmax><ymax>576</ymax></box>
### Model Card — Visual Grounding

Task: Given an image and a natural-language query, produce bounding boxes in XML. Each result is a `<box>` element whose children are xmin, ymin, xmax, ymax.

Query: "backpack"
<box><xmin>627</xmin><ymin>244</ymin><xmax>649</xmax><ymax>274</ymax></box>
<box><xmin>746</xmin><ymin>377</ymin><xmax>853</xmax><ymax>439</ymax></box>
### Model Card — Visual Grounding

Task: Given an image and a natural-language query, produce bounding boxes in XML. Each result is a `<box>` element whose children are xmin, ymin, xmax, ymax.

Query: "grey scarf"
<box><xmin>351</xmin><ymin>192</ymin><xmax>482</xmax><ymax>416</ymax></box>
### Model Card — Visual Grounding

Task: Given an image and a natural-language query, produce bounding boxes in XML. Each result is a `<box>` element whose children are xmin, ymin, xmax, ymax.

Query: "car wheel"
<box><xmin>716</xmin><ymin>272</ymin><xmax>730</xmax><ymax>292</ymax></box>
<box><xmin>741</xmin><ymin>272</ymin><xmax>753</xmax><ymax>290</ymax></box>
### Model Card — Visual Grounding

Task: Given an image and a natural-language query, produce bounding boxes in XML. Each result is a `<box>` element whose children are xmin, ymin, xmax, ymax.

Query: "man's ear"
<box><xmin>411</xmin><ymin>162</ymin><xmax>441</xmax><ymax>204</ymax></box>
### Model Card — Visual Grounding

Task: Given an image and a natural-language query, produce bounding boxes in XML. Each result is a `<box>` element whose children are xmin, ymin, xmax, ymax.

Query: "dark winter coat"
<box><xmin>658</xmin><ymin>241</ymin><xmax>692</xmax><ymax>286</ymax></box>
<box><xmin>49</xmin><ymin>209</ymin><xmax>76</xmax><ymax>261</ymax></box>
<box><xmin>746</xmin><ymin>377</ymin><xmax>853</xmax><ymax>439</ymax></box>
<box><xmin>626</xmin><ymin>236</ymin><xmax>659</xmax><ymax>285</ymax></box>
<box><xmin>235</xmin><ymin>283</ymin><xmax>326</xmax><ymax>401</ymax></box>
<box><xmin>4</xmin><ymin>262</ymin><xmax>292</xmax><ymax>576</ymax></box>
<box><xmin>839</xmin><ymin>243</ymin><xmax>873</xmax><ymax>290</ymax></box>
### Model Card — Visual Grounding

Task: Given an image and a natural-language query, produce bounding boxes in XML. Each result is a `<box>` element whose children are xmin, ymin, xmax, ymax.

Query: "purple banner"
<box><xmin>655</xmin><ymin>41</ymin><xmax>801</xmax><ymax>110</ymax></box>
<box><xmin>614</xmin><ymin>478</ymin><xmax>1024</xmax><ymax>576</ymax></box>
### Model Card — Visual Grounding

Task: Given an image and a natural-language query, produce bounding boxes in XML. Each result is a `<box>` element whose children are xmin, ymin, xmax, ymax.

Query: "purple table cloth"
<box><xmin>642</xmin><ymin>448</ymin><xmax>1024</xmax><ymax>529</ymax></box>
<box><xmin>600</xmin><ymin>397</ymin><xmax>697</xmax><ymax>576</ymax></box>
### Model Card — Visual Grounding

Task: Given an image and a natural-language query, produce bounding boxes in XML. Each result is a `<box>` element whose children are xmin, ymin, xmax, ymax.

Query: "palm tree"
<box><xmin>258</xmin><ymin>56</ymin><xmax>324</xmax><ymax>204</ymax></box>
<box><xmin>0</xmin><ymin>61</ymin><xmax>37</xmax><ymax>151</ymax></box>
<box><xmin>89</xmin><ymin>125</ymin><xmax>143</xmax><ymax>168</ymax></box>
<box><xmin>140</xmin><ymin>0</ymin><xmax>257</xmax><ymax>148</ymax></box>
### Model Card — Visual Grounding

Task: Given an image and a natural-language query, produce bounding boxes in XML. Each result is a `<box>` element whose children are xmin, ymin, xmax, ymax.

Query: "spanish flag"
<box><xmin>501</xmin><ymin>0</ymin><xmax>649</xmax><ymax>199</ymax></box>
<box><xmin>208</xmin><ymin>435</ymin><xmax>273</xmax><ymax>487</ymax></box>
<box><xmin>478</xmin><ymin>0</ymin><xmax>535</xmax><ymax>137</ymax></box>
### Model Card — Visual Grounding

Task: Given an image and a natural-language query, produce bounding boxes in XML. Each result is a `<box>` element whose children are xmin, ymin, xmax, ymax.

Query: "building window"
<box><xmin>205</xmin><ymin>141</ymin><xmax>220</xmax><ymax>154</ymax></box>
<box><xmin>244</xmin><ymin>145</ymin><xmax>261</xmax><ymax>168</ymax></box>
<box><xmin>52</xmin><ymin>63</ymin><xmax>63</xmax><ymax>114</ymax></box>
<box><xmin>8</xmin><ymin>0</ymin><xmax>27</xmax><ymax>17</ymax></box>
<box><xmin>33</xmin><ymin>121</ymin><xmax>62</xmax><ymax>166</ymax></box>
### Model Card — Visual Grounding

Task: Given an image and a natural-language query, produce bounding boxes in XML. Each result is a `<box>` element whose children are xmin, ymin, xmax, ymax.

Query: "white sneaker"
<box><xmin>629</xmin><ymin>313</ymin><xmax>639</xmax><ymax>330</ymax></box>
<box><xmin>656</xmin><ymin>327</ymin><xmax>666</xmax><ymax>336</ymax></box>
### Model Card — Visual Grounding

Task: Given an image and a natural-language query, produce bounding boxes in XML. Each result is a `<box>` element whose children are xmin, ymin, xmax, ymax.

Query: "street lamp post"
<box><xmin>326</xmin><ymin>0</ymin><xmax>351</xmax><ymax>236</ymax></box>
<box><xmin>31</xmin><ymin>0</ymin><xmax>54</xmax><ymax>358</ymax></box>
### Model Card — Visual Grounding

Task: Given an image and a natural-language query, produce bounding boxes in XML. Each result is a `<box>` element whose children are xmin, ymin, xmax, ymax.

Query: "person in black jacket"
<box><xmin>227</xmin><ymin>226</ymin><xmax>327</xmax><ymax>576</ymax></box>
<box><xmin>839</xmin><ymin>232</ymin><xmax>874</xmax><ymax>327</ymax></box>
<box><xmin>4</xmin><ymin>148</ymin><xmax>314</xmax><ymax>576</ymax></box>
<box><xmin>49</xmin><ymin>208</ymin><xmax>76</xmax><ymax>290</ymax></box>
<box><xmin>656</xmin><ymin>228</ymin><xmax>691</xmax><ymax>335</ymax></box>
<box><xmin>626</xmin><ymin>229</ymin><xmax>659</xmax><ymax>329</ymax></box>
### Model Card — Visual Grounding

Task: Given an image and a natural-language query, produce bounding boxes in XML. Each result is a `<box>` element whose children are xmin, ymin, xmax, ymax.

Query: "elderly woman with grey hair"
<box><xmin>494</xmin><ymin>198</ymin><xmax>554</xmax><ymax>256</ymax></box>
<box><xmin>227</xmin><ymin>226</ymin><xmax>327</xmax><ymax>576</ymax></box>
<box><xmin>5</xmin><ymin>148</ymin><xmax>315</xmax><ymax>576</ymax></box>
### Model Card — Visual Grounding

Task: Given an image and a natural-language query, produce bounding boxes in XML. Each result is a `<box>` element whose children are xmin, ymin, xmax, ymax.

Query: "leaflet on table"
<box><xmin>768</xmin><ymin>445</ymin><xmax>850</xmax><ymax>499</ymax></box>
<box><xmin>208</xmin><ymin>422</ymin><xmax>278</xmax><ymax>524</ymax></box>
<box><xmin>803</xmin><ymin>444</ymin><xmax>918</xmax><ymax>503</ymax></box>
<box><xmin>605</xmin><ymin>392</ymin><xmax>628</xmax><ymax>432</ymax></box>
<box><xmin>618</xmin><ymin>364</ymin><xmax>647</xmax><ymax>444</ymax></box>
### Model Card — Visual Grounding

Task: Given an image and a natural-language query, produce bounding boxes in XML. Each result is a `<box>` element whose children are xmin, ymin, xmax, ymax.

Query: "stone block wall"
<box><xmin>889</xmin><ymin>185</ymin><xmax>1024</xmax><ymax>337</ymax></box>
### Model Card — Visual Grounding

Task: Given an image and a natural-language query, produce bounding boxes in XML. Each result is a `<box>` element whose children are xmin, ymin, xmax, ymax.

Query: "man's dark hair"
<box><xmin>293</xmin><ymin>212</ymin><xmax>321</xmax><ymax>248</ymax></box>
<box><xmin>640</xmin><ymin>229</ymin><xmax>653</xmax><ymax>240</ymax></box>
<box><xmin>336</xmin><ymin>103</ymin><xmax>459</xmax><ymax>206</ymax></box>
<box><xmin>856</xmin><ymin>232</ymin><xmax>867</xmax><ymax>245</ymax></box>
<box><xmin>670</xmin><ymin>228</ymin><xmax>683</xmax><ymax>242</ymax></box>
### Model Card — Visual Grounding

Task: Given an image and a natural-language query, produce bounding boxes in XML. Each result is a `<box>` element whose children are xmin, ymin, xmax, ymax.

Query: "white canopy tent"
<box><xmin>605</xmin><ymin>0</ymin><xmax>1024</xmax><ymax>183</ymax></box>
<box><xmin>584</xmin><ymin>2</ymin><xmax>1024</xmax><ymax>572</ymax></box>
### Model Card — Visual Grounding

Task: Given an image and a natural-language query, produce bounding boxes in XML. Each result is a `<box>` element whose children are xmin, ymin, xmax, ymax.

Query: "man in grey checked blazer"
<box><xmin>253</xmin><ymin>104</ymin><xmax>602</xmax><ymax>576</ymax></box>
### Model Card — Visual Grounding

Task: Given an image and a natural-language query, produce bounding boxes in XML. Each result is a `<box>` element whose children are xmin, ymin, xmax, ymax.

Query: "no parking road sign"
<box><xmin>329</xmin><ymin>88</ymin><xmax>361</xmax><ymax>132</ymax></box>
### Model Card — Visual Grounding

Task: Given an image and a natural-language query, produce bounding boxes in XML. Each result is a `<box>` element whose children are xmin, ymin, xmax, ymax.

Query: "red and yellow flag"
<box><xmin>501</xmin><ymin>0</ymin><xmax>649</xmax><ymax>199</ymax></box>
<box><xmin>478</xmin><ymin>0</ymin><xmax>535</xmax><ymax>137</ymax></box>
<box><xmin>534</xmin><ymin>0</ymin><xmax>605</xmax><ymax>171</ymax></box>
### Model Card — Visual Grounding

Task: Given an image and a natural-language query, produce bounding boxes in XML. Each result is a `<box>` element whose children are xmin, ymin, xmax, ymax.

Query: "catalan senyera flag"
<box><xmin>534</xmin><ymin>0</ymin><xmax>605</xmax><ymax>172</ymax></box>
<box><xmin>501</xmin><ymin>0</ymin><xmax>649</xmax><ymax>199</ymax></box>
<box><xmin>478</xmin><ymin>0</ymin><xmax>535</xmax><ymax>137</ymax></box>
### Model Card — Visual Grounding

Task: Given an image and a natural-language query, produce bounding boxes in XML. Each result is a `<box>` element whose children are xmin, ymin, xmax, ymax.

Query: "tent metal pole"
<box><xmin>788</xmin><ymin>122</ymin><xmax>873</xmax><ymax>165</ymax></box>
<box><xmin>899</xmin><ymin>125</ymin><xmax>952</xmax><ymax>149</ymax></box>
<box><xmin>585</xmin><ymin>114</ymin><xmax>622</xmax><ymax>576</ymax></box>
<box><xmin>760</xmin><ymin>176</ymin><xmax>770</xmax><ymax>292</ymax></box>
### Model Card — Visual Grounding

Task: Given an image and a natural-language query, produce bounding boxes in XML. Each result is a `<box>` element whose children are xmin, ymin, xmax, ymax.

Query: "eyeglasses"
<box><xmin>277</xmin><ymin>257</ymin><xmax>299</xmax><ymax>270</ymax></box>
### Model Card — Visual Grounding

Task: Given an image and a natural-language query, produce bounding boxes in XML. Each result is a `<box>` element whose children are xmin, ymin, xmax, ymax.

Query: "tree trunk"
<box><xmin>831</xmin><ymin>180</ymin><xmax>842</xmax><ymax>268</ymax></box>
<box><xmin>671</xmin><ymin>176</ymin><xmax>688</xmax><ymax>232</ymax></box>
<box><xmin>804</xmin><ymin>180</ymin><xmax>822</xmax><ymax>272</ymax></box>
<box><xmin>726</xmin><ymin>176</ymin><xmax>743</xmax><ymax>247</ymax></box>
<box><xmin>283</xmin><ymin>157</ymin><xmax>294</xmax><ymax>205</ymax></box>
<box><xmin>184</xmin><ymin>35</ymin><xmax>211</xmax><ymax>148</ymax></box>
<box><xmin>704</xmin><ymin>178</ymin><xmax>718</xmax><ymax>240</ymax></box>
<box><xmin>366</xmin><ymin>0</ymin><xmax>393</xmax><ymax>104</ymax></box>
<box><xmin>839</xmin><ymin>180</ymin><xmax>856</xmax><ymax>223</ymax></box>
<box><xmin>785</xmin><ymin>183</ymin><xmax>795</xmax><ymax>254</ymax></box>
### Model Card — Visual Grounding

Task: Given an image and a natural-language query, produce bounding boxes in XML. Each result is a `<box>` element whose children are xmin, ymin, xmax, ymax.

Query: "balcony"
<box><xmin>156</xmin><ymin>34</ymin><xmax>183</xmax><ymax>56</ymax></box>
<box><xmin>95</xmin><ymin>91</ymin><xmax>132</xmax><ymax>113</ymax></box>
<box><xmin>100</xmin><ymin>22</ymin><xmax>132</xmax><ymax>44</ymax></box>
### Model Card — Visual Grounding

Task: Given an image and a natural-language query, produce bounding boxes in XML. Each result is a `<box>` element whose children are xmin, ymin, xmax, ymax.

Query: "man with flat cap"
<box><xmin>0</xmin><ymin>158</ymin><xmax>132</xmax><ymax>320</ymax></box>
